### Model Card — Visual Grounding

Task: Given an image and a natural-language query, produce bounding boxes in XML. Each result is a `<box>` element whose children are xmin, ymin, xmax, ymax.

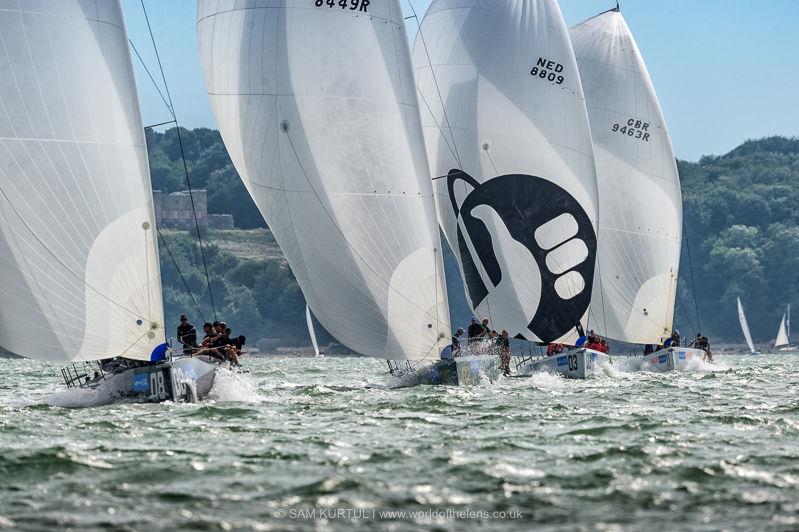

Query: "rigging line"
<box><xmin>140</xmin><ymin>0</ymin><xmax>174</xmax><ymax>109</ymax></box>
<box><xmin>415</xmin><ymin>87</ymin><xmax>461</xmax><ymax>169</ymax></box>
<box><xmin>145</xmin><ymin>119</ymin><xmax>177</xmax><ymax>130</ymax></box>
<box><xmin>405</xmin><ymin>2</ymin><xmax>463</xmax><ymax>168</ymax></box>
<box><xmin>0</xmin><ymin>185</ymin><xmax>156</xmax><ymax>326</ymax></box>
<box><xmin>128</xmin><ymin>39</ymin><xmax>173</xmax><ymax>116</ymax></box>
<box><xmin>682</xmin><ymin>222</ymin><xmax>701</xmax><ymax>334</ymax></box>
<box><xmin>138</xmin><ymin>0</ymin><xmax>217</xmax><ymax>321</ymax></box>
<box><xmin>157</xmin><ymin>227</ymin><xmax>206</xmax><ymax>324</ymax></box>
<box><xmin>175</xmin><ymin>125</ymin><xmax>218</xmax><ymax>321</ymax></box>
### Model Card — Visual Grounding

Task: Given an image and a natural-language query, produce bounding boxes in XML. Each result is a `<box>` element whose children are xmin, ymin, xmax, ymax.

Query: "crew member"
<box><xmin>467</xmin><ymin>317</ymin><xmax>483</xmax><ymax>344</ymax></box>
<box><xmin>177</xmin><ymin>315</ymin><xmax>197</xmax><ymax>356</ymax></box>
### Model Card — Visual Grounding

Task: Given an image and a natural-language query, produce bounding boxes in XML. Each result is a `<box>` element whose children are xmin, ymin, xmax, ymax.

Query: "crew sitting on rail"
<box><xmin>177</xmin><ymin>315</ymin><xmax>198</xmax><ymax>356</ymax></box>
<box><xmin>467</xmin><ymin>317</ymin><xmax>484</xmax><ymax>344</ymax></box>
<box><xmin>690</xmin><ymin>333</ymin><xmax>713</xmax><ymax>362</ymax></box>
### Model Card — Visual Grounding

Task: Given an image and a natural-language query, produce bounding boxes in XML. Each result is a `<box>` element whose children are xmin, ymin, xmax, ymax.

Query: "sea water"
<box><xmin>0</xmin><ymin>355</ymin><xmax>797</xmax><ymax>530</ymax></box>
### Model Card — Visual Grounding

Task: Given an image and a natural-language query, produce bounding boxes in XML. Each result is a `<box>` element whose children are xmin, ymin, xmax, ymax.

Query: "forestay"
<box><xmin>197</xmin><ymin>0</ymin><xmax>450</xmax><ymax>360</ymax></box>
<box><xmin>0</xmin><ymin>1</ymin><xmax>164</xmax><ymax>362</ymax></box>
<box><xmin>412</xmin><ymin>0</ymin><xmax>599</xmax><ymax>344</ymax></box>
<box><xmin>737</xmin><ymin>298</ymin><xmax>755</xmax><ymax>354</ymax></box>
<box><xmin>570</xmin><ymin>8</ymin><xmax>682</xmax><ymax>343</ymax></box>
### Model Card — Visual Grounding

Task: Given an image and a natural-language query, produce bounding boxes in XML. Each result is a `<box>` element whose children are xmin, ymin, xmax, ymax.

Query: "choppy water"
<box><xmin>1</xmin><ymin>354</ymin><xmax>797</xmax><ymax>531</ymax></box>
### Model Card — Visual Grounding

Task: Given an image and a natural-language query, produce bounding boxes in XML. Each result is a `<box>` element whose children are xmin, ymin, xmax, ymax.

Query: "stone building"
<box><xmin>153</xmin><ymin>189</ymin><xmax>236</xmax><ymax>230</ymax></box>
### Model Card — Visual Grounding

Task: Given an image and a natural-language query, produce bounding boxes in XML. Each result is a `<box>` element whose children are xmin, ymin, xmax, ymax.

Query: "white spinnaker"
<box><xmin>737</xmin><ymin>298</ymin><xmax>755</xmax><ymax>354</ymax></box>
<box><xmin>413</xmin><ymin>0</ymin><xmax>599</xmax><ymax>344</ymax></box>
<box><xmin>570</xmin><ymin>9</ymin><xmax>682</xmax><ymax>344</ymax></box>
<box><xmin>0</xmin><ymin>1</ymin><xmax>164</xmax><ymax>362</ymax></box>
<box><xmin>306</xmin><ymin>304</ymin><xmax>320</xmax><ymax>357</ymax></box>
<box><xmin>775</xmin><ymin>313</ymin><xmax>789</xmax><ymax>347</ymax></box>
<box><xmin>197</xmin><ymin>0</ymin><xmax>449</xmax><ymax>360</ymax></box>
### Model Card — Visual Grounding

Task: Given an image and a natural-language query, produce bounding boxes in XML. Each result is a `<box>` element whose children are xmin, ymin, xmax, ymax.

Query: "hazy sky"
<box><xmin>123</xmin><ymin>0</ymin><xmax>799</xmax><ymax>161</ymax></box>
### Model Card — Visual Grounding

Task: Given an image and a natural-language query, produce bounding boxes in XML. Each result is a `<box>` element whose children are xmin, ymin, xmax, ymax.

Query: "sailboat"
<box><xmin>567</xmin><ymin>6</ymin><xmax>706</xmax><ymax>372</ymax></box>
<box><xmin>774</xmin><ymin>305</ymin><xmax>797</xmax><ymax>352</ymax></box>
<box><xmin>0</xmin><ymin>1</ymin><xmax>217</xmax><ymax>402</ymax></box>
<box><xmin>306</xmin><ymin>305</ymin><xmax>323</xmax><ymax>357</ymax></box>
<box><xmin>737</xmin><ymin>298</ymin><xmax>759</xmax><ymax>355</ymax></box>
<box><xmin>197</xmin><ymin>0</ymin><xmax>491</xmax><ymax>384</ymax></box>
<box><xmin>412</xmin><ymin>0</ymin><xmax>607</xmax><ymax>378</ymax></box>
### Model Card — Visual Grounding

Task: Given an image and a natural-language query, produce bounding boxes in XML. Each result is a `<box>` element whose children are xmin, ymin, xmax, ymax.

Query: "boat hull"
<box><xmin>518</xmin><ymin>349</ymin><xmax>609</xmax><ymax>379</ymax></box>
<box><xmin>638</xmin><ymin>347</ymin><xmax>706</xmax><ymax>372</ymax></box>
<box><xmin>90</xmin><ymin>357</ymin><xmax>217</xmax><ymax>403</ymax></box>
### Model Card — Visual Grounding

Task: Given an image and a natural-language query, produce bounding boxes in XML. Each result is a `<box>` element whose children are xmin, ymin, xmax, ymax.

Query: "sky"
<box><xmin>122</xmin><ymin>0</ymin><xmax>799</xmax><ymax>162</ymax></box>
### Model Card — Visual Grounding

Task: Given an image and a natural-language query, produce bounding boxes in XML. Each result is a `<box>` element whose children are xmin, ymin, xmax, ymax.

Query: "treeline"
<box><xmin>157</xmin><ymin>231</ymin><xmax>319</xmax><ymax>348</ymax></box>
<box><xmin>148</xmin><ymin>127</ymin><xmax>799</xmax><ymax>345</ymax></box>
<box><xmin>677</xmin><ymin>136</ymin><xmax>799</xmax><ymax>342</ymax></box>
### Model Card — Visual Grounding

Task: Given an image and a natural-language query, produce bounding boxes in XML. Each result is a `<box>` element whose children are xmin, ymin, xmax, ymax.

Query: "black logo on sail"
<box><xmin>448</xmin><ymin>170</ymin><xmax>597</xmax><ymax>343</ymax></box>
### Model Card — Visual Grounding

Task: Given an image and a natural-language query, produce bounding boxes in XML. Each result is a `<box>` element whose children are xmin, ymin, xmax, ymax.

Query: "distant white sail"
<box><xmin>306</xmin><ymin>304</ymin><xmax>320</xmax><ymax>357</ymax></box>
<box><xmin>0</xmin><ymin>1</ymin><xmax>164</xmax><ymax>362</ymax></box>
<box><xmin>570</xmin><ymin>8</ymin><xmax>682</xmax><ymax>344</ymax></box>
<box><xmin>412</xmin><ymin>0</ymin><xmax>599</xmax><ymax>344</ymax></box>
<box><xmin>197</xmin><ymin>0</ymin><xmax>450</xmax><ymax>360</ymax></box>
<box><xmin>775</xmin><ymin>313</ymin><xmax>790</xmax><ymax>347</ymax></box>
<box><xmin>737</xmin><ymin>298</ymin><xmax>756</xmax><ymax>354</ymax></box>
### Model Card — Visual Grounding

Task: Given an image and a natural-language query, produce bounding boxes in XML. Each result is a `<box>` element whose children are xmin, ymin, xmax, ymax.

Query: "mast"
<box><xmin>0</xmin><ymin>1</ymin><xmax>164</xmax><ymax>362</ymax></box>
<box><xmin>197</xmin><ymin>0</ymin><xmax>450</xmax><ymax>360</ymax></box>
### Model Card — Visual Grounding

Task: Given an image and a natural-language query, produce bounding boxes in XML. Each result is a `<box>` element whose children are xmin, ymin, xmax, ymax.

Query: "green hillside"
<box><xmin>147</xmin><ymin>128</ymin><xmax>799</xmax><ymax>346</ymax></box>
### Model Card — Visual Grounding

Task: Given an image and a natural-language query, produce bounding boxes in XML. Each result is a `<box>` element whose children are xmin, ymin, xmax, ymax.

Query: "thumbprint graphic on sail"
<box><xmin>447</xmin><ymin>170</ymin><xmax>597</xmax><ymax>343</ymax></box>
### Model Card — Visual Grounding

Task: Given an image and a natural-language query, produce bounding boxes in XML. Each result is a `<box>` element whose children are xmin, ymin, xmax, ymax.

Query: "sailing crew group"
<box><xmin>177</xmin><ymin>316</ymin><xmax>245</xmax><ymax>367</ymax></box>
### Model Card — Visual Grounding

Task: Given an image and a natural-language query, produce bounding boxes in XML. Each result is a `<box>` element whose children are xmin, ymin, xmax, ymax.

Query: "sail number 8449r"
<box><xmin>315</xmin><ymin>0</ymin><xmax>369</xmax><ymax>12</ymax></box>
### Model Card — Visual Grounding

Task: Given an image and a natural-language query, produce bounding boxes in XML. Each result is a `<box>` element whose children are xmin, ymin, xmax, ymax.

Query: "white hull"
<box><xmin>517</xmin><ymin>349</ymin><xmax>610</xmax><ymax>379</ymax></box>
<box><xmin>81</xmin><ymin>356</ymin><xmax>218</xmax><ymax>403</ymax></box>
<box><xmin>637</xmin><ymin>347</ymin><xmax>706</xmax><ymax>372</ymax></box>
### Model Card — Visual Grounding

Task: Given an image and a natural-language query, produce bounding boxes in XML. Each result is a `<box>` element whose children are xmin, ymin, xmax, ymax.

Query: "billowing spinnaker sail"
<box><xmin>737</xmin><ymin>298</ymin><xmax>755</xmax><ymax>354</ymax></box>
<box><xmin>412</xmin><ymin>0</ymin><xmax>599</xmax><ymax>344</ymax></box>
<box><xmin>775</xmin><ymin>314</ymin><xmax>789</xmax><ymax>347</ymax></box>
<box><xmin>197</xmin><ymin>0</ymin><xmax>449</xmax><ymax>360</ymax></box>
<box><xmin>0</xmin><ymin>1</ymin><xmax>164</xmax><ymax>362</ymax></box>
<box><xmin>570</xmin><ymin>9</ymin><xmax>681</xmax><ymax>343</ymax></box>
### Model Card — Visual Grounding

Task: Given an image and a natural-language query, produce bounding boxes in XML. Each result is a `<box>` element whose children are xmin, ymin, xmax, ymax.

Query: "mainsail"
<box><xmin>0</xmin><ymin>1</ymin><xmax>164</xmax><ymax>362</ymax></box>
<box><xmin>570</xmin><ymin>8</ymin><xmax>682</xmax><ymax>344</ymax></box>
<box><xmin>412</xmin><ymin>0</ymin><xmax>599</xmax><ymax>344</ymax></box>
<box><xmin>197</xmin><ymin>0</ymin><xmax>450</xmax><ymax>360</ymax></box>
<box><xmin>737</xmin><ymin>298</ymin><xmax>756</xmax><ymax>354</ymax></box>
<box><xmin>775</xmin><ymin>312</ymin><xmax>790</xmax><ymax>348</ymax></box>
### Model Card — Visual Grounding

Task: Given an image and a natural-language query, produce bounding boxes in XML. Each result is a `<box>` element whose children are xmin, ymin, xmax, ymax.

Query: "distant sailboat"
<box><xmin>737</xmin><ymin>298</ymin><xmax>759</xmax><ymax>355</ymax></box>
<box><xmin>197</xmin><ymin>0</ymin><xmax>459</xmax><ymax>377</ymax></box>
<box><xmin>0</xmin><ymin>0</ymin><xmax>216</xmax><ymax>401</ymax></box>
<box><xmin>306</xmin><ymin>305</ymin><xmax>323</xmax><ymax>357</ymax></box>
<box><xmin>567</xmin><ymin>6</ymin><xmax>705</xmax><ymax>372</ymax></box>
<box><xmin>774</xmin><ymin>305</ymin><xmax>797</xmax><ymax>352</ymax></box>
